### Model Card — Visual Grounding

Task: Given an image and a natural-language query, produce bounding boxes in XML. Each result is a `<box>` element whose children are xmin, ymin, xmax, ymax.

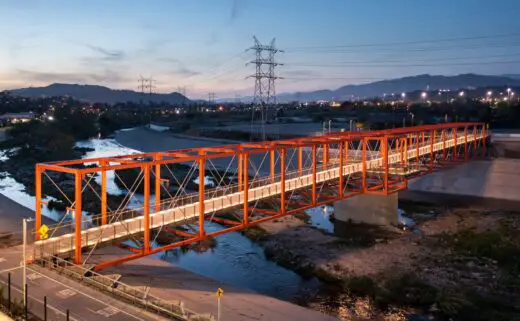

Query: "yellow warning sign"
<box><xmin>39</xmin><ymin>224</ymin><xmax>49</xmax><ymax>239</ymax></box>
<box><xmin>216</xmin><ymin>288</ymin><xmax>224</xmax><ymax>298</ymax></box>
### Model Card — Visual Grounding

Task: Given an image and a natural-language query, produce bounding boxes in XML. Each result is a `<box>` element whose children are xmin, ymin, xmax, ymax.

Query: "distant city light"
<box><xmin>507</xmin><ymin>88</ymin><xmax>512</xmax><ymax>93</ymax></box>
<box><xmin>459</xmin><ymin>91</ymin><xmax>465</xmax><ymax>97</ymax></box>
<box><xmin>401</xmin><ymin>92</ymin><xmax>406</xmax><ymax>98</ymax></box>
<box><xmin>511</xmin><ymin>92</ymin><xmax>515</xmax><ymax>96</ymax></box>
<box><xmin>487</xmin><ymin>91</ymin><xmax>492</xmax><ymax>96</ymax></box>
<box><xmin>47</xmin><ymin>116</ymin><xmax>54</xmax><ymax>121</ymax></box>
<box><xmin>421</xmin><ymin>92</ymin><xmax>427</xmax><ymax>99</ymax></box>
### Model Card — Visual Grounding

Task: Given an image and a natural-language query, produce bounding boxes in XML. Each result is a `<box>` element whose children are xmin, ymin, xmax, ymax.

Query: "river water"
<box><xmin>0</xmin><ymin>134</ymin><xmax>417</xmax><ymax>309</ymax></box>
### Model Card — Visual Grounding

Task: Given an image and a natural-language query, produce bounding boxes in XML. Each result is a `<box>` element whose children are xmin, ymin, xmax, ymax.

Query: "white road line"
<box><xmin>0</xmin><ymin>277</ymin><xmax>81</xmax><ymax>321</ymax></box>
<box><xmin>27</xmin><ymin>267</ymin><xmax>149</xmax><ymax>321</ymax></box>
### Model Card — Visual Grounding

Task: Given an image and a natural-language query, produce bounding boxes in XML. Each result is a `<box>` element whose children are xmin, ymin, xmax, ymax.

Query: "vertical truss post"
<box><xmin>421</xmin><ymin>131</ymin><xmax>425</xmax><ymax>146</ymax></box>
<box><xmin>442</xmin><ymin>129</ymin><xmax>446</xmax><ymax>160</ymax></box>
<box><xmin>323</xmin><ymin>144</ymin><xmax>328</xmax><ymax>167</ymax></box>
<box><xmin>270</xmin><ymin>149</ymin><xmax>275</xmax><ymax>183</ymax></box>
<box><xmin>155</xmin><ymin>155</ymin><xmax>161</xmax><ymax>213</ymax></box>
<box><xmin>74</xmin><ymin>171</ymin><xmax>82</xmax><ymax>264</ymax></box>
<box><xmin>429</xmin><ymin>130</ymin><xmax>435</xmax><ymax>170</ymax></box>
<box><xmin>362</xmin><ymin>138</ymin><xmax>367</xmax><ymax>192</ymax></box>
<box><xmin>404</xmin><ymin>136</ymin><xmax>408</xmax><ymax>166</ymax></box>
<box><xmin>345</xmin><ymin>137</ymin><xmax>349</xmax><ymax>164</ymax></box>
<box><xmin>339</xmin><ymin>140</ymin><xmax>344</xmax><ymax>198</ymax></box>
<box><xmin>143</xmin><ymin>165</ymin><xmax>151</xmax><ymax>253</ymax></box>
<box><xmin>453</xmin><ymin>127</ymin><xmax>458</xmax><ymax>160</ymax></box>
<box><xmin>464</xmin><ymin>126</ymin><xmax>468</xmax><ymax>161</ymax></box>
<box><xmin>100</xmin><ymin>160</ymin><xmax>107</xmax><ymax>225</ymax></box>
<box><xmin>473</xmin><ymin>124</ymin><xmax>477</xmax><ymax>159</ymax></box>
<box><xmin>35</xmin><ymin>165</ymin><xmax>42</xmax><ymax>240</ymax></box>
<box><xmin>312</xmin><ymin>145</ymin><xmax>317</xmax><ymax>206</ymax></box>
<box><xmin>238</xmin><ymin>152</ymin><xmax>243</xmax><ymax>191</ymax></box>
<box><xmin>243</xmin><ymin>152</ymin><xmax>249</xmax><ymax>226</ymax></box>
<box><xmin>280</xmin><ymin>148</ymin><xmax>286</xmax><ymax>214</ymax></box>
<box><xmin>198</xmin><ymin>153</ymin><xmax>206</xmax><ymax>238</ymax></box>
<box><xmin>382</xmin><ymin>136</ymin><xmax>388</xmax><ymax>193</ymax></box>
<box><xmin>298</xmin><ymin>146</ymin><xmax>302</xmax><ymax>176</ymax></box>
<box><xmin>416</xmin><ymin>132</ymin><xmax>420</xmax><ymax>163</ymax></box>
<box><xmin>482</xmin><ymin>124</ymin><xmax>487</xmax><ymax>158</ymax></box>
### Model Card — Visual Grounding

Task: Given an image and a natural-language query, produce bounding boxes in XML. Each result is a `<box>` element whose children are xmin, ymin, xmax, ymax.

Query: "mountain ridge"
<box><xmin>7</xmin><ymin>83</ymin><xmax>189</xmax><ymax>104</ymax></box>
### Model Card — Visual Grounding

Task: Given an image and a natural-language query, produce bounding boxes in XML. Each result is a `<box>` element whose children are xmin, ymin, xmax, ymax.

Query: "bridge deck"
<box><xmin>33</xmin><ymin>131</ymin><xmax>483</xmax><ymax>260</ymax></box>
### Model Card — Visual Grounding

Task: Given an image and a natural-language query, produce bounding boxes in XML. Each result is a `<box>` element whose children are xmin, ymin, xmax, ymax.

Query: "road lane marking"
<box><xmin>56</xmin><ymin>288</ymin><xmax>77</xmax><ymax>299</ymax></box>
<box><xmin>26</xmin><ymin>267</ymin><xmax>147</xmax><ymax>321</ymax></box>
<box><xmin>94</xmin><ymin>306</ymin><xmax>120</xmax><ymax>317</ymax></box>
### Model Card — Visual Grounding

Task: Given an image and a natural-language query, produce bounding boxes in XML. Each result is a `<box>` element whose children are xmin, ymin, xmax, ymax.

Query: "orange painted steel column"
<box><xmin>270</xmin><ymin>150</ymin><xmax>275</xmax><ymax>183</ymax></box>
<box><xmin>74</xmin><ymin>172</ymin><xmax>82</xmax><ymax>264</ymax></box>
<box><xmin>416</xmin><ymin>132</ymin><xmax>420</xmax><ymax>162</ymax></box>
<box><xmin>143</xmin><ymin>165</ymin><xmax>151</xmax><ymax>252</ymax></box>
<box><xmin>312</xmin><ymin>145</ymin><xmax>317</xmax><ymax>206</ymax></box>
<box><xmin>280</xmin><ymin>148</ymin><xmax>286</xmax><ymax>214</ymax></box>
<box><xmin>362</xmin><ymin>138</ymin><xmax>367</xmax><ymax>192</ymax></box>
<box><xmin>338</xmin><ymin>140</ymin><xmax>344</xmax><ymax>198</ymax></box>
<box><xmin>243</xmin><ymin>152</ymin><xmax>249</xmax><ymax>226</ymax></box>
<box><xmin>198</xmin><ymin>153</ymin><xmax>206</xmax><ymax>238</ymax></box>
<box><xmin>453</xmin><ymin>127</ymin><xmax>458</xmax><ymax>160</ymax></box>
<box><xmin>155</xmin><ymin>155</ymin><xmax>161</xmax><ymax>213</ymax></box>
<box><xmin>442</xmin><ymin>129</ymin><xmax>446</xmax><ymax>160</ymax></box>
<box><xmin>404</xmin><ymin>136</ymin><xmax>408</xmax><ymax>165</ymax></box>
<box><xmin>35</xmin><ymin>165</ymin><xmax>42</xmax><ymax>240</ymax></box>
<box><xmin>101</xmin><ymin>160</ymin><xmax>107</xmax><ymax>225</ymax></box>
<box><xmin>473</xmin><ymin>124</ymin><xmax>477</xmax><ymax>159</ymax></box>
<box><xmin>238</xmin><ymin>153</ymin><xmax>243</xmax><ymax>191</ymax></box>
<box><xmin>429</xmin><ymin>130</ymin><xmax>435</xmax><ymax>170</ymax></box>
<box><xmin>298</xmin><ymin>146</ymin><xmax>303</xmax><ymax>176</ymax></box>
<box><xmin>482</xmin><ymin>124</ymin><xmax>487</xmax><ymax>158</ymax></box>
<box><xmin>323</xmin><ymin>144</ymin><xmax>328</xmax><ymax>167</ymax></box>
<box><xmin>382</xmin><ymin>136</ymin><xmax>389</xmax><ymax>192</ymax></box>
<box><xmin>464</xmin><ymin>126</ymin><xmax>468</xmax><ymax>161</ymax></box>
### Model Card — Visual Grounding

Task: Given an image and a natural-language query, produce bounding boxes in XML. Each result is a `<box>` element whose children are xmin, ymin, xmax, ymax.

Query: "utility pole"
<box><xmin>247</xmin><ymin>36</ymin><xmax>283</xmax><ymax>141</ymax></box>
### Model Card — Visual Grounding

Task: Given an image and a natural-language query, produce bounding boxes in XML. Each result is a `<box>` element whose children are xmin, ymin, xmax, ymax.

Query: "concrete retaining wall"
<box><xmin>406</xmin><ymin>158</ymin><xmax>520</xmax><ymax>204</ymax></box>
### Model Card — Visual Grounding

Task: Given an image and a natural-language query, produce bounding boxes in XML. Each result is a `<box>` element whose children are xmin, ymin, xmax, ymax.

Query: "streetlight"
<box><xmin>421</xmin><ymin>92</ymin><xmax>427</xmax><ymax>99</ymax></box>
<box><xmin>401</xmin><ymin>92</ymin><xmax>406</xmax><ymax>99</ymax></box>
<box><xmin>459</xmin><ymin>91</ymin><xmax>465</xmax><ymax>97</ymax></box>
<box><xmin>22</xmin><ymin>217</ymin><xmax>33</xmax><ymax>308</ymax></box>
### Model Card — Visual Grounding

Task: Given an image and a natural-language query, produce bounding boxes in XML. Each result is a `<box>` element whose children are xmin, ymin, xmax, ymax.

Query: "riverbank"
<box><xmin>241</xmin><ymin>202</ymin><xmax>520</xmax><ymax>321</ymax></box>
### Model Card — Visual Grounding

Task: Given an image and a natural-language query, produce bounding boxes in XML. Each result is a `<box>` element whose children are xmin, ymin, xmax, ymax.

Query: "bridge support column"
<box><xmin>333</xmin><ymin>193</ymin><xmax>398</xmax><ymax>225</ymax></box>
<box><xmin>74</xmin><ymin>172</ymin><xmax>82</xmax><ymax>264</ymax></box>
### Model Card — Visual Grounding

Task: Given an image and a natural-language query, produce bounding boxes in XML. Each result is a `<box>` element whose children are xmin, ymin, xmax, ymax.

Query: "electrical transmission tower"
<box><xmin>138</xmin><ymin>76</ymin><xmax>156</xmax><ymax>105</ymax></box>
<box><xmin>247</xmin><ymin>36</ymin><xmax>283</xmax><ymax>141</ymax></box>
<box><xmin>208</xmin><ymin>92</ymin><xmax>216</xmax><ymax>105</ymax></box>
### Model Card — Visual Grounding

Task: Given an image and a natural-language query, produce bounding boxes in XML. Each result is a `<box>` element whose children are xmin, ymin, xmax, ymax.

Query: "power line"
<box><xmin>285</xmin><ymin>32</ymin><xmax>520</xmax><ymax>50</ymax></box>
<box><xmin>286</xmin><ymin>60</ymin><xmax>520</xmax><ymax>68</ymax></box>
<box><xmin>287</xmin><ymin>52</ymin><xmax>520</xmax><ymax>66</ymax></box>
<box><xmin>287</xmin><ymin>42</ymin><xmax>520</xmax><ymax>54</ymax></box>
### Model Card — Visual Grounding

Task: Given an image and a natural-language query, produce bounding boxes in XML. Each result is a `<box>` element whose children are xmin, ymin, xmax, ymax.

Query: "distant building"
<box><xmin>0</xmin><ymin>112</ymin><xmax>36</xmax><ymax>125</ymax></box>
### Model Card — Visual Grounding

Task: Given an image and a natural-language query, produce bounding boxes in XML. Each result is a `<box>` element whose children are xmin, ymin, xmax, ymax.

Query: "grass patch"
<box><xmin>437</xmin><ymin>222</ymin><xmax>520</xmax><ymax>271</ymax></box>
<box><xmin>242</xmin><ymin>226</ymin><xmax>269</xmax><ymax>241</ymax></box>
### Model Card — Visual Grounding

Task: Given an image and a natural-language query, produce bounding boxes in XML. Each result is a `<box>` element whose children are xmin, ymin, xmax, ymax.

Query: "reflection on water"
<box><xmin>306</xmin><ymin>205</ymin><xmax>335</xmax><ymax>233</ymax></box>
<box><xmin>157</xmin><ymin>221</ymin><xmax>320</xmax><ymax>301</ymax></box>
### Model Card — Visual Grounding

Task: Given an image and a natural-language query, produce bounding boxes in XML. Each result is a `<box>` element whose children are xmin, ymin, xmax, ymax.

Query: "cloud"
<box><xmin>85</xmin><ymin>44</ymin><xmax>125</xmax><ymax>61</ymax></box>
<box><xmin>229</xmin><ymin>0</ymin><xmax>245</xmax><ymax>24</ymax></box>
<box><xmin>14</xmin><ymin>68</ymin><xmax>129</xmax><ymax>85</ymax></box>
<box><xmin>173</xmin><ymin>66</ymin><xmax>200</xmax><ymax>77</ymax></box>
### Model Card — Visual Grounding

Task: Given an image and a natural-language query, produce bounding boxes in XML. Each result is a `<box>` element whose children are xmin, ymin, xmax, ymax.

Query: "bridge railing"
<box><xmin>36</xmin><ymin>254</ymin><xmax>214</xmax><ymax>321</ymax></box>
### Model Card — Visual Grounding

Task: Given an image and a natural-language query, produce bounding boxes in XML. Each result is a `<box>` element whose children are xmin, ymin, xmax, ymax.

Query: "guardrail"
<box><xmin>37</xmin><ymin>254</ymin><xmax>214</xmax><ymax>321</ymax></box>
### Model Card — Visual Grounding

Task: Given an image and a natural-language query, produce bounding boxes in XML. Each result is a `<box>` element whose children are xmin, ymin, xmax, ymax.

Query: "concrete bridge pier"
<box><xmin>333</xmin><ymin>193</ymin><xmax>398</xmax><ymax>225</ymax></box>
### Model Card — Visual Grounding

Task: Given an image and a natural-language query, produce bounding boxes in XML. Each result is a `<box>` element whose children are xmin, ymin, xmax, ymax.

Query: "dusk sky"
<box><xmin>1</xmin><ymin>0</ymin><xmax>520</xmax><ymax>98</ymax></box>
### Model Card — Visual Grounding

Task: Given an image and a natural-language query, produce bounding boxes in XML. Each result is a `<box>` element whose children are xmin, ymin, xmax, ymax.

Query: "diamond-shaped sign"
<box><xmin>39</xmin><ymin>224</ymin><xmax>49</xmax><ymax>239</ymax></box>
<box><xmin>216</xmin><ymin>288</ymin><xmax>224</xmax><ymax>298</ymax></box>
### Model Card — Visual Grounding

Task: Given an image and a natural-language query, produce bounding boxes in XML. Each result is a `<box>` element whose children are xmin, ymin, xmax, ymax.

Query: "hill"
<box><xmin>220</xmin><ymin>74</ymin><xmax>520</xmax><ymax>102</ymax></box>
<box><xmin>8</xmin><ymin>83</ymin><xmax>189</xmax><ymax>104</ymax></box>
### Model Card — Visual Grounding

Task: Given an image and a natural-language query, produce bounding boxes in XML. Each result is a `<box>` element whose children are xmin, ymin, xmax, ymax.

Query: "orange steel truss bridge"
<box><xmin>32</xmin><ymin>123</ymin><xmax>488</xmax><ymax>271</ymax></box>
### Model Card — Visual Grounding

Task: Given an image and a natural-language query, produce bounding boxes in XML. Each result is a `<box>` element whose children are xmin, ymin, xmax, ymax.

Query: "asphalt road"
<box><xmin>0</xmin><ymin>194</ymin><xmax>167</xmax><ymax>321</ymax></box>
